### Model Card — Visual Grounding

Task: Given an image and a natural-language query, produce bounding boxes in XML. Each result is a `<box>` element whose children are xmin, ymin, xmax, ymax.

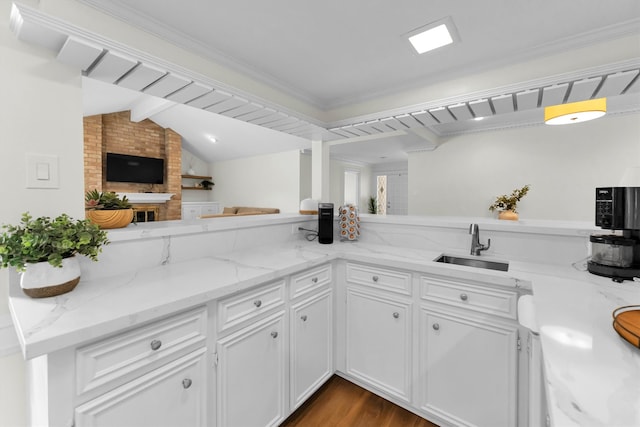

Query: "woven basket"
<box><xmin>20</xmin><ymin>256</ymin><xmax>81</xmax><ymax>298</ymax></box>
<box><xmin>612</xmin><ymin>305</ymin><xmax>640</xmax><ymax>348</ymax></box>
<box><xmin>86</xmin><ymin>209</ymin><xmax>134</xmax><ymax>229</ymax></box>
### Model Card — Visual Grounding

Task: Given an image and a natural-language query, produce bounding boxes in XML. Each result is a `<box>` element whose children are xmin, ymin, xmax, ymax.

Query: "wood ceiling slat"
<box><xmin>87</xmin><ymin>50</ymin><xmax>138</xmax><ymax>83</ymax></box>
<box><xmin>378</xmin><ymin>117</ymin><xmax>407</xmax><ymax>131</ymax></box>
<box><xmin>411</xmin><ymin>111</ymin><xmax>438</xmax><ymax>126</ymax></box>
<box><xmin>540</xmin><ymin>83</ymin><xmax>569</xmax><ymax>107</ymax></box>
<box><xmin>429</xmin><ymin>107</ymin><xmax>456</xmax><ymax>123</ymax></box>
<box><xmin>468</xmin><ymin>99</ymin><xmax>493</xmax><ymax>118</ymax></box>
<box><xmin>515</xmin><ymin>89</ymin><xmax>539</xmax><ymax>111</ymax></box>
<box><xmin>144</xmin><ymin>73</ymin><xmax>191</xmax><ymax>98</ymax></box>
<box><xmin>56</xmin><ymin>36</ymin><xmax>103</xmax><ymax>71</ymax></box>
<box><xmin>166</xmin><ymin>82</ymin><xmax>212</xmax><ymax>103</ymax></box>
<box><xmin>447</xmin><ymin>103</ymin><xmax>474</xmax><ymax>121</ymax></box>
<box><xmin>205</xmin><ymin>96</ymin><xmax>248</xmax><ymax>114</ymax></box>
<box><xmin>491</xmin><ymin>94</ymin><xmax>515</xmax><ymax>114</ymax></box>
<box><xmin>117</xmin><ymin>63</ymin><xmax>166</xmax><ymax>91</ymax></box>
<box><xmin>220</xmin><ymin>102</ymin><xmax>263</xmax><ymax>118</ymax></box>
<box><xmin>566</xmin><ymin>77</ymin><xmax>602</xmax><ymax>102</ymax></box>
<box><xmin>184</xmin><ymin>89</ymin><xmax>228</xmax><ymax>108</ymax></box>
<box><xmin>596</xmin><ymin>70</ymin><xmax>640</xmax><ymax>97</ymax></box>
<box><xmin>395</xmin><ymin>113</ymin><xmax>424</xmax><ymax>128</ymax></box>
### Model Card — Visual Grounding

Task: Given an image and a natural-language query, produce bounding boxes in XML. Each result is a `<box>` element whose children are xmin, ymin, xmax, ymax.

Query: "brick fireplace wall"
<box><xmin>83</xmin><ymin>111</ymin><xmax>182</xmax><ymax>220</ymax></box>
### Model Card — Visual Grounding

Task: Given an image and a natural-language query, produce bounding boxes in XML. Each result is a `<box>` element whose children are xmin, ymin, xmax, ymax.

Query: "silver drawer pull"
<box><xmin>372</xmin><ymin>275</ymin><xmax>379</xmax><ymax>282</ymax></box>
<box><xmin>301</xmin><ymin>315</ymin><xmax>308</xmax><ymax>322</ymax></box>
<box><xmin>150</xmin><ymin>340</ymin><xmax>162</xmax><ymax>351</ymax></box>
<box><xmin>432</xmin><ymin>323</ymin><xmax>440</xmax><ymax>331</ymax></box>
<box><xmin>271</xmin><ymin>331</ymin><xmax>278</xmax><ymax>339</ymax></box>
<box><xmin>182</xmin><ymin>378</ymin><xmax>192</xmax><ymax>389</ymax></box>
<box><xmin>254</xmin><ymin>299</ymin><xmax>262</xmax><ymax>308</ymax></box>
<box><xmin>460</xmin><ymin>293</ymin><xmax>468</xmax><ymax>301</ymax></box>
<box><xmin>392</xmin><ymin>312</ymin><xmax>400</xmax><ymax>319</ymax></box>
<box><xmin>311</xmin><ymin>277</ymin><xmax>318</xmax><ymax>283</ymax></box>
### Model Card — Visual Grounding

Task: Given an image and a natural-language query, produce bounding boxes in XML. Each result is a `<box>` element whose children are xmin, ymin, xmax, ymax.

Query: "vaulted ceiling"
<box><xmin>11</xmin><ymin>1</ymin><xmax>640</xmax><ymax>163</ymax></box>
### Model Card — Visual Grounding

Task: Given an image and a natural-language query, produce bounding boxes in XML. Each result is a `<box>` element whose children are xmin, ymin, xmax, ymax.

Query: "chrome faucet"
<box><xmin>469</xmin><ymin>223</ymin><xmax>490</xmax><ymax>256</ymax></box>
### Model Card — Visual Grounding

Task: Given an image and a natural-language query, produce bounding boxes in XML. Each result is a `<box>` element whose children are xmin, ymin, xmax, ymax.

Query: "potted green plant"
<box><xmin>85</xmin><ymin>190</ymin><xmax>134</xmax><ymax>229</ymax></box>
<box><xmin>0</xmin><ymin>213</ymin><xmax>109</xmax><ymax>298</ymax></box>
<box><xmin>200</xmin><ymin>179</ymin><xmax>215</xmax><ymax>190</ymax></box>
<box><xmin>488</xmin><ymin>185</ymin><xmax>530</xmax><ymax>220</ymax></box>
<box><xmin>368</xmin><ymin>196</ymin><xmax>377</xmax><ymax>214</ymax></box>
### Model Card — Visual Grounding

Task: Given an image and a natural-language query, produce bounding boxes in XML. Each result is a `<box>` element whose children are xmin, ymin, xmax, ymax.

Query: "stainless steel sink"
<box><xmin>435</xmin><ymin>255</ymin><xmax>509</xmax><ymax>272</ymax></box>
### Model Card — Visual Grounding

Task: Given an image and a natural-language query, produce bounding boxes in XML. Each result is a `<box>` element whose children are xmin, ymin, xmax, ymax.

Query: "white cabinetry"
<box><xmin>344</xmin><ymin>263</ymin><xmax>412</xmax><ymax>403</ymax></box>
<box><xmin>419</xmin><ymin>275</ymin><xmax>520</xmax><ymax>427</ymax></box>
<box><xmin>290</xmin><ymin>264</ymin><xmax>333</xmax><ymax>410</ymax></box>
<box><xmin>216</xmin><ymin>312</ymin><xmax>286</xmax><ymax>427</ymax></box>
<box><xmin>182</xmin><ymin>202</ymin><xmax>220</xmax><ymax>220</ymax></box>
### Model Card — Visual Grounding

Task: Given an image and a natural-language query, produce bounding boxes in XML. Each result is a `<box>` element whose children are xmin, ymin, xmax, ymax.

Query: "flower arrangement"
<box><xmin>488</xmin><ymin>185</ymin><xmax>530</xmax><ymax>214</ymax></box>
<box><xmin>0</xmin><ymin>213</ymin><xmax>109</xmax><ymax>272</ymax></box>
<box><xmin>85</xmin><ymin>190</ymin><xmax>132</xmax><ymax>210</ymax></box>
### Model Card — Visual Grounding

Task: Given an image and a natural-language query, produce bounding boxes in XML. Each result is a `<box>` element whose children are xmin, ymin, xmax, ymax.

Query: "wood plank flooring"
<box><xmin>281</xmin><ymin>376</ymin><xmax>439</xmax><ymax>427</ymax></box>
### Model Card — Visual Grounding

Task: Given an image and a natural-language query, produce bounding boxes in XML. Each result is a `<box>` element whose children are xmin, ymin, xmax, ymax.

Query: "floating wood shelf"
<box><xmin>181</xmin><ymin>186</ymin><xmax>212</xmax><ymax>190</ymax></box>
<box><xmin>181</xmin><ymin>174</ymin><xmax>212</xmax><ymax>180</ymax></box>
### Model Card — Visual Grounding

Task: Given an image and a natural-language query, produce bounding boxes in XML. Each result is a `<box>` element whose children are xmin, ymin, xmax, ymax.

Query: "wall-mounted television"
<box><xmin>106</xmin><ymin>153</ymin><xmax>164</xmax><ymax>184</ymax></box>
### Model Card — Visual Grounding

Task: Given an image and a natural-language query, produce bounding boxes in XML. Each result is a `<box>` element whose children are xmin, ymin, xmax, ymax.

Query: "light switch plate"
<box><xmin>26</xmin><ymin>154</ymin><xmax>59</xmax><ymax>189</ymax></box>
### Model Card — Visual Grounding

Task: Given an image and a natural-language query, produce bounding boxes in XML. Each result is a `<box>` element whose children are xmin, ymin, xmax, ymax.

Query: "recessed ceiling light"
<box><xmin>408</xmin><ymin>24</ymin><xmax>453</xmax><ymax>54</ymax></box>
<box><xmin>206</xmin><ymin>135</ymin><xmax>217</xmax><ymax>143</ymax></box>
<box><xmin>473</xmin><ymin>117</ymin><xmax>484</xmax><ymax>121</ymax></box>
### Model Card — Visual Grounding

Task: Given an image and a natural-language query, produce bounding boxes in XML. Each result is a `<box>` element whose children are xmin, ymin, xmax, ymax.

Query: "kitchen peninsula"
<box><xmin>9</xmin><ymin>215</ymin><xmax>640</xmax><ymax>427</ymax></box>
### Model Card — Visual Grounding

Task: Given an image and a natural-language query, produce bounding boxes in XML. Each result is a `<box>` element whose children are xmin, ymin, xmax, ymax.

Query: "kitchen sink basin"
<box><xmin>435</xmin><ymin>255</ymin><xmax>509</xmax><ymax>272</ymax></box>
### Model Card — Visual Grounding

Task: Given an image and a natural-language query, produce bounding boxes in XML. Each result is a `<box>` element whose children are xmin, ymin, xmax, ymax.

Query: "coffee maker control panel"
<box><xmin>595</xmin><ymin>187</ymin><xmax>625</xmax><ymax>229</ymax></box>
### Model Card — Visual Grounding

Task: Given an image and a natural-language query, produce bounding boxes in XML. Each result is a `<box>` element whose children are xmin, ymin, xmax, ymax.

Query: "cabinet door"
<box><xmin>217</xmin><ymin>312</ymin><xmax>286</xmax><ymax>427</ymax></box>
<box><xmin>182</xmin><ymin>205</ymin><xmax>201</xmax><ymax>220</ymax></box>
<box><xmin>345</xmin><ymin>288</ymin><xmax>412</xmax><ymax>402</ymax></box>
<box><xmin>419</xmin><ymin>307</ymin><xmax>518</xmax><ymax>427</ymax></box>
<box><xmin>201</xmin><ymin>203</ymin><xmax>220</xmax><ymax>215</ymax></box>
<box><xmin>290</xmin><ymin>290</ymin><xmax>333</xmax><ymax>410</ymax></box>
<box><xmin>75</xmin><ymin>348</ymin><xmax>207</xmax><ymax>427</ymax></box>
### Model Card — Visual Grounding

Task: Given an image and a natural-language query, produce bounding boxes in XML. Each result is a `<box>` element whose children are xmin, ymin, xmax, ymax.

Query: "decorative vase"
<box><xmin>498</xmin><ymin>210</ymin><xmax>519</xmax><ymax>221</ymax></box>
<box><xmin>86</xmin><ymin>209</ymin><xmax>134</xmax><ymax>229</ymax></box>
<box><xmin>20</xmin><ymin>256</ymin><xmax>81</xmax><ymax>298</ymax></box>
<box><xmin>339</xmin><ymin>204</ymin><xmax>360</xmax><ymax>241</ymax></box>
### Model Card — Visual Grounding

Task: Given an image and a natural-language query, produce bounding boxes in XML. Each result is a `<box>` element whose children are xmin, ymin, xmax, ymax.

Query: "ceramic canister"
<box><xmin>339</xmin><ymin>204</ymin><xmax>360</xmax><ymax>241</ymax></box>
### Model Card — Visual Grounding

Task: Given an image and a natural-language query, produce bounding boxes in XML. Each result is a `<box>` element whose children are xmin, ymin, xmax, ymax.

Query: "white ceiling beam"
<box><xmin>491</xmin><ymin>94</ymin><xmax>515</xmax><ymax>114</ymax></box>
<box><xmin>129</xmin><ymin>97</ymin><xmax>175</xmax><ymax>122</ymax></box>
<box><xmin>378</xmin><ymin>117</ymin><xmax>407</xmax><ymax>131</ymax></box>
<box><xmin>515</xmin><ymin>89</ymin><xmax>539</xmax><ymax>111</ymax></box>
<box><xmin>353</xmin><ymin>122</ymin><xmax>385</xmax><ymax>134</ymax></box>
<box><xmin>117</xmin><ymin>63</ymin><xmax>166</xmax><ymax>91</ymax></box>
<box><xmin>341</xmin><ymin>126</ymin><xmax>370</xmax><ymax>136</ymax></box>
<box><xmin>220</xmin><ymin>102</ymin><xmax>263</xmax><ymax>118</ymax></box>
<box><xmin>165</xmin><ymin>82</ymin><xmax>212</xmax><ymax>104</ymax></box>
<box><xmin>540</xmin><ymin>83</ymin><xmax>570</xmax><ymax>107</ymax></box>
<box><xmin>566</xmin><ymin>77</ymin><xmax>602</xmax><ymax>102</ymax></box>
<box><xmin>597</xmin><ymin>70</ymin><xmax>640</xmax><ymax>97</ymax></box>
<box><xmin>206</xmin><ymin>96</ymin><xmax>249</xmax><ymax>114</ymax></box>
<box><xmin>447</xmin><ymin>103</ymin><xmax>474</xmax><ymax>121</ymax></box>
<box><xmin>56</xmin><ymin>36</ymin><xmax>103</xmax><ymax>71</ymax></box>
<box><xmin>234</xmin><ymin>107</ymin><xmax>276</xmax><ymax>122</ymax></box>
<box><xmin>429</xmin><ymin>107</ymin><xmax>456</xmax><ymax>123</ymax></box>
<box><xmin>396</xmin><ymin>113</ymin><xmax>424</xmax><ymax>128</ymax></box>
<box><xmin>411</xmin><ymin>111</ymin><xmax>438</xmax><ymax>126</ymax></box>
<box><xmin>250</xmin><ymin>112</ymin><xmax>288</xmax><ymax>126</ymax></box>
<box><xmin>143</xmin><ymin>73</ymin><xmax>192</xmax><ymax>98</ymax></box>
<box><xmin>467</xmin><ymin>99</ymin><xmax>493</xmax><ymax>118</ymax></box>
<box><xmin>87</xmin><ymin>50</ymin><xmax>138</xmax><ymax>83</ymax></box>
<box><xmin>268</xmin><ymin>118</ymin><xmax>302</xmax><ymax>131</ymax></box>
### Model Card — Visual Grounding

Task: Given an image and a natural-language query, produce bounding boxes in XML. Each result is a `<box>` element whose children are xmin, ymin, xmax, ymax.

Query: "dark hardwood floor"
<box><xmin>281</xmin><ymin>376</ymin><xmax>439</xmax><ymax>427</ymax></box>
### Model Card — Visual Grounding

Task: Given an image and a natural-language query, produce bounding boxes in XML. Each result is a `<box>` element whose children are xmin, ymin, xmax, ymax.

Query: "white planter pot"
<box><xmin>20</xmin><ymin>256</ymin><xmax>81</xmax><ymax>298</ymax></box>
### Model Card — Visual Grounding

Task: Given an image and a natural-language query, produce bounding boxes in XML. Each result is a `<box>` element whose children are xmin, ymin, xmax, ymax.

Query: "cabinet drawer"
<box><xmin>290</xmin><ymin>264</ymin><xmax>332</xmax><ymax>299</ymax></box>
<box><xmin>346</xmin><ymin>263</ymin><xmax>411</xmax><ymax>296</ymax></box>
<box><xmin>76</xmin><ymin>307</ymin><xmax>207</xmax><ymax>395</ymax></box>
<box><xmin>421</xmin><ymin>276</ymin><xmax>517</xmax><ymax>319</ymax></box>
<box><xmin>218</xmin><ymin>280</ymin><xmax>285</xmax><ymax>332</ymax></box>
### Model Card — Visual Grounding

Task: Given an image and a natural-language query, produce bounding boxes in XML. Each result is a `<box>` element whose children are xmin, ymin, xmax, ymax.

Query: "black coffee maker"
<box><xmin>318</xmin><ymin>203</ymin><xmax>334</xmax><ymax>244</ymax></box>
<box><xmin>588</xmin><ymin>187</ymin><xmax>640</xmax><ymax>281</ymax></box>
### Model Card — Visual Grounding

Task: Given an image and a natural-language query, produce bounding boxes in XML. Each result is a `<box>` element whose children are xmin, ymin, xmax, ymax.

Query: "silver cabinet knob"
<box><xmin>301</xmin><ymin>315</ymin><xmax>308</xmax><ymax>322</ymax></box>
<box><xmin>460</xmin><ymin>293</ymin><xmax>468</xmax><ymax>301</ymax></box>
<box><xmin>432</xmin><ymin>323</ymin><xmax>440</xmax><ymax>331</ymax></box>
<box><xmin>372</xmin><ymin>275</ymin><xmax>379</xmax><ymax>282</ymax></box>
<box><xmin>254</xmin><ymin>299</ymin><xmax>262</xmax><ymax>308</ymax></box>
<box><xmin>182</xmin><ymin>378</ymin><xmax>192</xmax><ymax>389</ymax></box>
<box><xmin>150</xmin><ymin>339</ymin><xmax>162</xmax><ymax>351</ymax></box>
<box><xmin>392</xmin><ymin>312</ymin><xmax>400</xmax><ymax>319</ymax></box>
<box><xmin>311</xmin><ymin>277</ymin><xmax>318</xmax><ymax>283</ymax></box>
<box><xmin>271</xmin><ymin>331</ymin><xmax>278</xmax><ymax>339</ymax></box>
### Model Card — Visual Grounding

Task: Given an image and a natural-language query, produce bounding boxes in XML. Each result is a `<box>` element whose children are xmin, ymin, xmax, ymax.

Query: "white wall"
<box><xmin>329</xmin><ymin>159</ymin><xmax>372</xmax><ymax>211</ymax></box>
<box><xmin>409</xmin><ymin>112</ymin><xmax>640</xmax><ymax>220</ymax></box>
<box><xmin>299</xmin><ymin>152</ymin><xmax>312</xmax><ymax>201</ymax></box>
<box><xmin>211</xmin><ymin>150</ymin><xmax>301</xmax><ymax>212</ymax></box>
<box><xmin>0</xmin><ymin>0</ymin><xmax>87</xmax><ymax>423</ymax></box>
<box><xmin>181</xmin><ymin>147</ymin><xmax>214</xmax><ymax>203</ymax></box>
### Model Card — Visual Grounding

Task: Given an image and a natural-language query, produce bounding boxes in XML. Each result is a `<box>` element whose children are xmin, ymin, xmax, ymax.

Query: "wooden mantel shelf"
<box><xmin>181</xmin><ymin>186</ymin><xmax>212</xmax><ymax>190</ymax></box>
<box><xmin>181</xmin><ymin>174</ymin><xmax>212</xmax><ymax>180</ymax></box>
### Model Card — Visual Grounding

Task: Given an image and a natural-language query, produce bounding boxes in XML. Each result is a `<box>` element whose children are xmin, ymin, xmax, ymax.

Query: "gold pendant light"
<box><xmin>544</xmin><ymin>97</ymin><xmax>606</xmax><ymax>125</ymax></box>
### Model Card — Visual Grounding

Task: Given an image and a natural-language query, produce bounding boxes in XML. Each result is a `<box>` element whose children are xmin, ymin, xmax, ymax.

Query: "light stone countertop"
<box><xmin>8</xmin><ymin>238</ymin><xmax>640</xmax><ymax>427</ymax></box>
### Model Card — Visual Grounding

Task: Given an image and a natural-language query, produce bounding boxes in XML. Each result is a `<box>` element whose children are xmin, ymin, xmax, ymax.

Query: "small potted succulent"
<box><xmin>85</xmin><ymin>189</ymin><xmax>134</xmax><ymax>229</ymax></box>
<box><xmin>0</xmin><ymin>213</ymin><xmax>109</xmax><ymax>297</ymax></box>
<box><xmin>489</xmin><ymin>185</ymin><xmax>530</xmax><ymax>221</ymax></box>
